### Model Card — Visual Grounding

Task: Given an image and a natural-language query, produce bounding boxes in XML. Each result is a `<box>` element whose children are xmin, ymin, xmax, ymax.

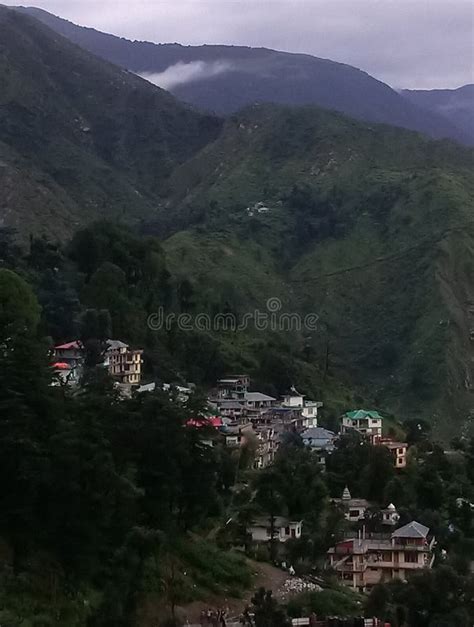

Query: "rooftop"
<box><xmin>245</xmin><ymin>392</ymin><xmax>276</xmax><ymax>402</ymax></box>
<box><xmin>54</xmin><ymin>340</ymin><xmax>83</xmax><ymax>350</ymax></box>
<box><xmin>106</xmin><ymin>339</ymin><xmax>129</xmax><ymax>350</ymax></box>
<box><xmin>302</xmin><ymin>427</ymin><xmax>335</xmax><ymax>439</ymax></box>
<box><xmin>344</xmin><ymin>409</ymin><xmax>383</xmax><ymax>421</ymax></box>
<box><xmin>250</xmin><ymin>516</ymin><xmax>302</xmax><ymax>529</ymax></box>
<box><xmin>392</xmin><ymin>521</ymin><xmax>429</xmax><ymax>539</ymax></box>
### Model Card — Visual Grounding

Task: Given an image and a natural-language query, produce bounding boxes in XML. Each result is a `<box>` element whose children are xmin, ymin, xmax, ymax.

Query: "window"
<box><xmin>404</xmin><ymin>552</ymin><xmax>418</xmax><ymax>563</ymax></box>
<box><xmin>349</xmin><ymin>510</ymin><xmax>360</xmax><ymax>518</ymax></box>
<box><xmin>285</xmin><ymin>526</ymin><xmax>290</xmax><ymax>535</ymax></box>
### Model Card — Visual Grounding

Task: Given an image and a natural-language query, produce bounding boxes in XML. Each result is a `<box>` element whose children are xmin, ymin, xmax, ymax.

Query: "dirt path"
<box><xmin>177</xmin><ymin>559</ymin><xmax>289</xmax><ymax>624</ymax></box>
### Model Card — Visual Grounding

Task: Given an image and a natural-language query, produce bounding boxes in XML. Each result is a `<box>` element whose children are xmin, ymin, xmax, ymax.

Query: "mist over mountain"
<box><xmin>14</xmin><ymin>5</ymin><xmax>470</xmax><ymax>145</ymax></box>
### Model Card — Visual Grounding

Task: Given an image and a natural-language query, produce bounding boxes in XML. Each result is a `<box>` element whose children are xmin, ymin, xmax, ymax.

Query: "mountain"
<box><xmin>1</xmin><ymin>6</ymin><xmax>473</xmax><ymax>432</ymax></box>
<box><xmin>0</xmin><ymin>5</ymin><xmax>220</xmax><ymax>240</ymax></box>
<box><xmin>14</xmin><ymin>6</ymin><xmax>469</xmax><ymax>145</ymax></box>
<box><xmin>156</xmin><ymin>104</ymin><xmax>474</xmax><ymax>434</ymax></box>
<box><xmin>402</xmin><ymin>85</ymin><xmax>474</xmax><ymax>146</ymax></box>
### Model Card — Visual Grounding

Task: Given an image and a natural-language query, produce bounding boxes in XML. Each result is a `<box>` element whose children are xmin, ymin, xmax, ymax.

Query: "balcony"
<box><xmin>337</xmin><ymin>562</ymin><xmax>367</xmax><ymax>573</ymax></box>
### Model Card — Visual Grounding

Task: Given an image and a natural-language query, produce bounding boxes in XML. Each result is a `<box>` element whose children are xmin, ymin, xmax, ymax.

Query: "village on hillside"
<box><xmin>49</xmin><ymin>338</ymin><xmax>438</xmax><ymax>601</ymax></box>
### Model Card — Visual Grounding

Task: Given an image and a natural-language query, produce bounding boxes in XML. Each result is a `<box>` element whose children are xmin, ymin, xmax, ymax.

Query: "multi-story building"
<box><xmin>254</xmin><ymin>425</ymin><xmax>278</xmax><ymax>468</ymax></box>
<box><xmin>52</xmin><ymin>340</ymin><xmax>84</xmax><ymax>365</ymax></box>
<box><xmin>216</xmin><ymin>374</ymin><xmax>250</xmax><ymax>400</ymax></box>
<box><xmin>328</xmin><ymin>521</ymin><xmax>435</xmax><ymax>591</ymax></box>
<box><xmin>378</xmin><ymin>438</ymin><xmax>408</xmax><ymax>469</ymax></box>
<box><xmin>341</xmin><ymin>409</ymin><xmax>383</xmax><ymax>444</ymax></box>
<box><xmin>217</xmin><ymin>399</ymin><xmax>247</xmax><ymax>422</ymax></box>
<box><xmin>244</xmin><ymin>391</ymin><xmax>277</xmax><ymax>420</ymax></box>
<box><xmin>281</xmin><ymin>387</ymin><xmax>322</xmax><ymax>428</ymax></box>
<box><xmin>105</xmin><ymin>339</ymin><xmax>143</xmax><ymax>385</ymax></box>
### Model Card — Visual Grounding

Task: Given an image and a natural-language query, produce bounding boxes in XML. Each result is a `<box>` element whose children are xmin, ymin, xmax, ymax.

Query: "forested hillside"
<box><xmin>0</xmin><ymin>6</ymin><xmax>220</xmax><ymax>240</ymax></box>
<box><xmin>159</xmin><ymin>105</ymin><xmax>474</xmax><ymax>433</ymax></box>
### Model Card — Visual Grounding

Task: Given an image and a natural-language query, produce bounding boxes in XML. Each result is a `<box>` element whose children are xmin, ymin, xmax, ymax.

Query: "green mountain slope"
<box><xmin>0</xmin><ymin>6</ymin><xmax>220</xmax><ymax>240</ymax></box>
<box><xmin>159</xmin><ymin>105</ymin><xmax>474</xmax><ymax>433</ymax></box>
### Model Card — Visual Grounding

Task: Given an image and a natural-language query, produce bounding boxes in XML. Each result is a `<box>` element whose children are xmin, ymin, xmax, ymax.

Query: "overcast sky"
<box><xmin>4</xmin><ymin>0</ymin><xmax>473</xmax><ymax>88</ymax></box>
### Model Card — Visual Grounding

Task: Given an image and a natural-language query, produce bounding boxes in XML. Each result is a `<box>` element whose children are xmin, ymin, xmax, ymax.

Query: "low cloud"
<box><xmin>139</xmin><ymin>60</ymin><xmax>233</xmax><ymax>90</ymax></box>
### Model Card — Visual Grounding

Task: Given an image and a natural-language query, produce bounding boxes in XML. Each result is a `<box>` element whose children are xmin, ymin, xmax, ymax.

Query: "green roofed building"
<box><xmin>341</xmin><ymin>409</ymin><xmax>383</xmax><ymax>443</ymax></box>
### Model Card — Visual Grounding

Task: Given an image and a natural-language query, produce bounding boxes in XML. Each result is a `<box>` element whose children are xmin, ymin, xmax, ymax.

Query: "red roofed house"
<box><xmin>51</xmin><ymin>341</ymin><xmax>84</xmax><ymax>385</ymax></box>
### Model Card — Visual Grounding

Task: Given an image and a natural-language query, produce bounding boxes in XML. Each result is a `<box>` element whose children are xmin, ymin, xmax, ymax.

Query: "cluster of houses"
<box><xmin>208</xmin><ymin>376</ymin><xmax>322</xmax><ymax>469</ymax></box>
<box><xmin>49</xmin><ymin>349</ymin><xmax>429</xmax><ymax>592</ymax></box>
<box><xmin>50</xmin><ymin>339</ymin><xmax>143</xmax><ymax>388</ymax></box>
<box><xmin>204</xmin><ymin>377</ymin><xmax>408</xmax><ymax>473</ymax></box>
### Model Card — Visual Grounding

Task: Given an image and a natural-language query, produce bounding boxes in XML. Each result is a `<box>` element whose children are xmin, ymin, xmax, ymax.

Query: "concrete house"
<box><xmin>378</xmin><ymin>438</ymin><xmax>408</xmax><ymax>469</ymax></box>
<box><xmin>104</xmin><ymin>339</ymin><xmax>143</xmax><ymax>385</ymax></box>
<box><xmin>301</xmin><ymin>427</ymin><xmax>336</xmax><ymax>466</ymax></box>
<box><xmin>341</xmin><ymin>410</ymin><xmax>383</xmax><ymax>443</ymax></box>
<box><xmin>281</xmin><ymin>386</ymin><xmax>322</xmax><ymax>428</ymax></box>
<box><xmin>328</xmin><ymin>520</ymin><xmax>435</xmax><ymax>591</ymax></box>
<box><xmin>217</xmin><ymin>374</ymin><xmax>250</xmax><ymax>400</ymax></box>
<box><xmin>248</xmin><ymin>517</ymin><xmax>303</xmax><ymax>543</ymax></box>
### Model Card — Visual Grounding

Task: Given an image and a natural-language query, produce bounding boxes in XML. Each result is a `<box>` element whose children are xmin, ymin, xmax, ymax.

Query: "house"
<box><xmin>51</xmin><ymin>340</ymin><xmax>84</xmax><ymax>385</ymax></box>
<box><xmin>281</xmin><ymin>386</ymin><xmax>322</xmax><ymax>428</ymax></box>
<box><xmin>217</xmin><ymin>374</ymin><xmax>250</xmax><ymax>400</ymax></box>
<box><xmin>244</xmin><ymin>391</ymin><xmax>277</xmax><ymax>420</ymax></box>
<box><xmin>378</xmin><ymin>438</ymin><xmax>408</xmax><ymax>469</ymax></box>
<box><xmin>52</xmin><ymin>340</ymin><xmax>84</xmax><ymax>366</ymax></box>
<box><xmin>248</xmin><ymin>517</ymin><xmax>303</xmax><ymax>543</ymax></box>
<box><xmin>245</xmin><ymin>391</ymin><xmax>277</xmax><ymax>410</ymax></box>
<box><xmin>253</xmin><ymin>425</ymin><xmax>278</xmax><ymax>469</ymax></box>
<box><xmin>301</xmin><ymin>427</ymin><xmax>336</xmax><ymax>466</ymax></box>
<box><xmin>217</xmin><ymin>399</ymin><xmax>247</xmax><ymax>422</ymax></box>
<box><xmin>222</xmin><ymin>423</ymin><xmax>254</xmax><ymax>448</ymax></box>
<box><xmin>266</xmin><ymin>407</ymin><xmax>308</xmax><ymax>432</ymax></box>
<box><xmin>301</xmin><ymin>401</ymin><xmax>322</xmax><ymax>427</ymax></box>
<box><xmin>327</xmin><ymin>520</ymin><xmax>435</xmax><ymax>591</ymax></box>
<box><xmin>104</xmin><ymin>339</ymin><xmax>143</xmax><ymax>385</ymax></box>
<box><xmin>282</xmin><ymin>386</ymin><xmax>306</xmax><ymax>408</ymax></box>
<box><xmin>341</xmin><ymin>410</ymin><xmax>383</xmax><ymax>443</ymax></box>
<box><xmin>332</xmin><ymin>486</ymin><xmax>372</xmax><ymax>522</ymax></box>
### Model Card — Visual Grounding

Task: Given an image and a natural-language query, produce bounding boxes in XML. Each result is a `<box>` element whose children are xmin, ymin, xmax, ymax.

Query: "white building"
<box><xmin>332</xmin><ymin>486</ymin><xmax>372</xmax><ymax>522</ymax></box>
<box><xmin>281</xmin><ymin>386</ymin><xmax>322</xmax><ymax>428</ymax></box>
<box><xmin>248</xmin><ymin>517</ymin><xmax>303</xmax><ymax>543</ymax></box>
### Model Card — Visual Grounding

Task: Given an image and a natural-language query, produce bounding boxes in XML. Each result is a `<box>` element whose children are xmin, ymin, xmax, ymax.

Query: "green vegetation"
<box><xmin>1</xmin><ymin>5</ymin><xmax>473</xmax><ymax>433</ymax></box>
<box><xmin>159</xmin><ymin>105</ymin><xmax>474</xmax><ymax>435</ymax></box>
<box><xmin>0</xmin><ymin>5</ymin><xmax>220</xmax><ymax>241</ymax></box>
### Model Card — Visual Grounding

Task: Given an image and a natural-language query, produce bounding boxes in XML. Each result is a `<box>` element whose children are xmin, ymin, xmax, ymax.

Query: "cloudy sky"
<box><xmin>4</xmin><ymin>0</ymin><xmax>473</xmax><ymax>88</ymax></box>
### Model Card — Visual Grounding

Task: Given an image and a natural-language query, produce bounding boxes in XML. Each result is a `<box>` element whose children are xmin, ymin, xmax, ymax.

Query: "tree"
<box><xmin>0</xmin><ymin>269</ymin><xmax>41</xmax><ymax>341</ymax></box>
<box><xmin>251</xmin><ymin>588</ymin><xmax>290</xmax><ymax>627</ymax></box>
